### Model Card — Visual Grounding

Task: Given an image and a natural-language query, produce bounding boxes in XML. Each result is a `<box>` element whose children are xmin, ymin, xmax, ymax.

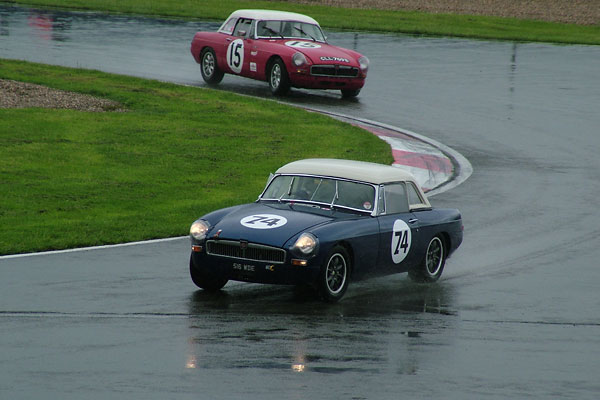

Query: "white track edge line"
<box><xmin>0</xmin><ymin>236</ymin><xmax>187</xmax><ymax>260</ymax></box>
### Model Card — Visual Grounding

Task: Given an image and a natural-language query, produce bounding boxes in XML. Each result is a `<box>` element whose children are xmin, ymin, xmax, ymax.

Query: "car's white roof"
<box><xmin>276</xmin><ymin>159</ymin><xmax>418</xmax><ymax>185</ymax></box>
<box><xmin>225</xmin><ymin>9</ymin><xmax>319</xmax><ymax>26</ymax></box>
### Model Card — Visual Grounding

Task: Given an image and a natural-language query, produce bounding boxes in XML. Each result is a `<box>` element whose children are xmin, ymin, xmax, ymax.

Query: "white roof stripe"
<box><xmin>275</xmin><ymin>159</ymin><xmax>418</xmax><ymax>185</ymax></box>
<box><xmin>225</xmin><ymin>9</ymin><xmax>320</xmax><ymax>26</ymax></box>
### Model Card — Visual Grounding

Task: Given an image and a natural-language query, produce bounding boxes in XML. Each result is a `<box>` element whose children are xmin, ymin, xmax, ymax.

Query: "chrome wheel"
<box><xmin>202</xmin><ymin>52</ymin><xmax>215</xmax><ymax>78</ymax></box>
<box><xmin>408</xmin><ymin>235</ymin><xmax>446</xmax><ymax>283</ymax></box>
<box><xmin>270</xmin><ymin>63</ymin><xmax>281</xmax><ymax>90</ymax></box>
<box><xmin>318</xmin><ymin>245</ymin><xmax>350</xmax><ymax>302</ymax></box>
<box><xmin>326</xmin><ymin>253</ymin><xmax>347</xmax><ymax>294</ymax></box>
<box><xmin>425</xmin><ymin>237</ymin><xmax>444</xmax><ymax>276</ymax></box>
<box><xmin>199</xmin><ymin>48</ymin><xmax>224</xmax><ymax>84</ymax></box>
<box><xmin>268</xmin><ymin>59</ymin><xmax>290</xmax><ymax>95</ymax></box>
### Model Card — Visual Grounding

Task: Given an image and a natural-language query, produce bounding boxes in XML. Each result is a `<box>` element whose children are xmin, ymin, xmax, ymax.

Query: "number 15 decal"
<box><xmin>391</xmin><ymin>219</ymin><xmax>412</xmax><ymax>264</ymax></box>
<box><xmin>227</xmin><ymin>39</ymin><xmax>244</xmax><ymax>74</ymax></box>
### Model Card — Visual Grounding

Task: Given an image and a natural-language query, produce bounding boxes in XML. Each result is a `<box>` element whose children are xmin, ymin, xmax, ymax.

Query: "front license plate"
<box><xmin>232</xmin><ymin>262</ymin><xmax>256</xmax><ymax>274</ymax></box>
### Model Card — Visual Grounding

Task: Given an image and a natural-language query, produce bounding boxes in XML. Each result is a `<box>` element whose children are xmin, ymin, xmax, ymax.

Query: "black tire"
<box><xmin>268</xmin><ymin>58</ymin><xmax>290</xmax><ymax>95</ymax></box>
<box><xmin>318</xmin><ymin>245</ymin><xmax>350</xmax><ymax>302</ymax></box>
<box><xmin>408</xmin><ymin>236</ymin><xmax>446</xmax><ymax>283</ymax></box>
<box><xmin>189</xmin><ymin>254</ymin><xmax>228</xmax><ymax>291</ymax></box>
<box><xmin>200</xmin><ymin>47</ymin><xmax>224</xmax><ymax>84</ymax></box>
<box><xmin>341</xmin><ymin>88</ymin><xmax>361</xmax><ymax>98</ymax></box>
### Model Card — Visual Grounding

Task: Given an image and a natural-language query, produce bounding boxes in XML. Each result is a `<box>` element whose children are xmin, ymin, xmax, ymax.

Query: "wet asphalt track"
<box><xmin>1</xmin><ymin>5</ymin><xmax>600</xmax><ymax>399</ymax></box>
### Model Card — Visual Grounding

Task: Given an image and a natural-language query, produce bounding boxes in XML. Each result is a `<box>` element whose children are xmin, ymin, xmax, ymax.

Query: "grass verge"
<box><xmin>0</xmin><ymin>58</ymin><xmax>392</xmax><ymax>255</ymax></box>
<box><xmin>6</xmin><ymin>0</ymin><xmax>600</xmax><ymax>45</ymax></box>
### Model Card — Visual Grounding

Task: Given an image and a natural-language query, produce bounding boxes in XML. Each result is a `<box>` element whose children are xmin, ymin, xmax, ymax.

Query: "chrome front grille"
<box><xmin>310</xmin><ymin>65</ymin><xmax>359</xmax><ymax>78</ymax></box>
<box><xmin>206</xmin><ymin>240</ymin><xmax>286</xmax><ymax>264</ymax></box>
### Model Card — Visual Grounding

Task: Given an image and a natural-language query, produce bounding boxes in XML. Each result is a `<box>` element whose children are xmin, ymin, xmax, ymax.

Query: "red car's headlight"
<box><xmin>358</xmin><ymin>56</ymin><xmax>370</xmax><ymax>73</ymax></box>
<box><xmin>292</xmin><ymin>52</ymin><xmax>308</xmax><ymax>67</ymax></box>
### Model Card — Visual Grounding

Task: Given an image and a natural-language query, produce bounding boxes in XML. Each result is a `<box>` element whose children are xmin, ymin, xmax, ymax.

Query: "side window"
<box><xmin>219</xmin><ymin>18</ymin><xmax>237</xmax><ymax>35</ymax></box>
<box><xmin>336</xmin><ymin>181</ymin><xmax>375</xmax><ymax>211</ymax></box>
<box><xmin>383</xmin><ymin>183</ymin><xmax>409</xmax><ymax>214</ymax></box>
<box><xmin>233</xmin><ymin>18</ymin><xmax>252</xmax><ymax>37</ymax></box>
<box><xmin>377</xmin><ymin>185</ymin><xmax>385</xmax><ymax>214</ymax></box>
<box><xmin>407</xmin><ymin>182</ymin><xmax>426</xmax><ymax>208</ymax></box>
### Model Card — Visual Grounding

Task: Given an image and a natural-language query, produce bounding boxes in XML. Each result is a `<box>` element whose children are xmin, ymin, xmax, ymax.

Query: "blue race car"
<box><xmin>189</xmin><ymin>159</ymin><xmax>463</xmax><ymax>302</ymax></box>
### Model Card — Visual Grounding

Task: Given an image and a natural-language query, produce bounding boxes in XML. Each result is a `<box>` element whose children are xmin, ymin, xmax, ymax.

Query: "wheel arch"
<box><xmin>438</xmin><ymin>231</ymin><xmax>451</xmax><ymax>253</ymax></box>
<box><xmin>194</xmin><ymin>45</ymin><xmax>210</xmax><ymax>63</ymax></box>
<box><xmin>335</xmin><ymin>240</ymin><xmax>355</xmax><ymax>276</ymax></box>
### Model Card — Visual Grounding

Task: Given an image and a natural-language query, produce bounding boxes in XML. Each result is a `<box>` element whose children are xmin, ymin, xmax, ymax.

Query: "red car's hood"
<box><xmin>283</xmin><ymin>41</ymin><xmax>360</xmax><ymax>65</ymax></box>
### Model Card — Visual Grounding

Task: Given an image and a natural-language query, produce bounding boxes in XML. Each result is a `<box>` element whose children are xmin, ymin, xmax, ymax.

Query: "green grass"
<box><xmin>6</xmin><ymin>0</ymin><xmax>600</xmax><ymax>44</ymax></box>
<box><xmin>0</xmin><ymin>59</ymin><xmax>392</xmax><ymax>255</ymax></box>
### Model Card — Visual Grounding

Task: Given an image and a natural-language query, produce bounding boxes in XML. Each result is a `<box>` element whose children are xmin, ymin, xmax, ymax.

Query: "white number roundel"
<box><xmin>391</xmin><ymin>219</ymin><xmax>412</xmax><ymax>264</ymax></box>
<box><xmin>227</xmin><ymin>39</ymin><xmax>244</xmax><ymax>74</ymax></box>
<box><xmin>285</xmin><ymin>41</ymin><xmax>321</xmax><ymax>49</ymax></box>
<box><xmin>240</xmin><ymin>214</ymin><xmax>288</xmax><ymax>229</ymax></box>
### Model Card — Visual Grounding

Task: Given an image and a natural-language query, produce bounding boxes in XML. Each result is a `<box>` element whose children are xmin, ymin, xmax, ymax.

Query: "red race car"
<box><xmin>191</xmin><ymin>9</ymin><xmax>369</xmax><ymax>97</ymax></box>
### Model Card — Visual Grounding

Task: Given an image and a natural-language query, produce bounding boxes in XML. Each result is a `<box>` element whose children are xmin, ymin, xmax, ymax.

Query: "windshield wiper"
<box><xmin>277</xmin><ymin>176</ymin><xmax>295</xmax><ymax>203</ymax></box>
<box><xmin>329</xmin><ymin>181</ymin><xmax>339</xmax><ymax>209</ymax></box>
<box><xmin>294</xmin><ymin>26</ymin><xmax>316</xmax><ymax>41</ymax></box>
<box><xmin>264</xmin><ymin>26</ymin><xmax>284</xmax><ymax>38</ymax></box>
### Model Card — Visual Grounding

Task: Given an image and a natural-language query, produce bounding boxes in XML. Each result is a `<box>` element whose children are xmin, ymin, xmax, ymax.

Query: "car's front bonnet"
<box><xmin>208</xmin><ymin>203</ymin><xmax>333</xmax><ymax>248</ymax></box>
<box><xmin>293</xmin><ymin>43</ymin><xmax>358</xmax><ymax>65</ymax></box>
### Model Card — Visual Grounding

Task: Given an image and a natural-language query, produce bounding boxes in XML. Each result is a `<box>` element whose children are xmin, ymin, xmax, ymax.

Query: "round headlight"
<box><xmin>292</xmin><ymin>52</ymin><xmax>308</xmax><ymax>67</ymax></box>
<box><xmin>293</xmin><ymin>233</ymin><xmax>318</xmax><ymax>255</ymax></box>
<box><xmin>190</xmin><ymin>220</ymin><xmax>210</xmax><ymax>240</ymax></box>
<box><xmin>358</xmin><ymin>56</ymin><xmax>369</xmax><ymax>73</ymax></box>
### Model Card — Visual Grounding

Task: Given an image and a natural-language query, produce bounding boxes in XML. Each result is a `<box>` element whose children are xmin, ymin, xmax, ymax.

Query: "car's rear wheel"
<box><xmin>341</xmin><ymin>88</ymin><xmax>361</xmax><ymax>98</ymax></box>
<box><xmin>408</xmin><ymin>235</ymin><xmax>446</xmax><ymax>283</ymax></box>
<box><xmin>189</xmin><ymin>254</ymin><xmax>228</xmax><ymax>291</ymax></box>
<box><xmin>269</xmin><ymin>58</ymin><xmax>290</xmax><ymax>95</ymax></box>
<box><xmin>200</xmin><ymin>47</ymin><xmax>224</xmax><ymax>84</ymax></box>
<box><xmin>318</xmin><ymin>245</ymin><xmax>350</xmax><ymax>302</ymax></box>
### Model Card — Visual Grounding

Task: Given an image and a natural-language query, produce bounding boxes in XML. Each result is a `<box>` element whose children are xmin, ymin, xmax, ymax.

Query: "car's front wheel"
<box><xmin>200</xmin><ymin>47</ymin><xmax>224</xmax><ymax>84</ymax></box>
<box><xmin>189</xmin><ymin>254</ymin><xmax>228</xmax><ymax>291</ymax></box>
<box><xmin>318</xmin><ymin>245</ymin><xmax>350</xmax><ymax>302</ymax></box>
<box><xmin>408</xmin><ymin>235</ymin><xmax>446</xmax><ymax>283</ymax></box>
<box><xmin>269</xmin><ymin>58</ymin><xmax>290</xmax><ymax>95</ymax></box>
<box><xmin>341</xmin><ymin>88</ymin><xmax>361</xmax><ymax>98</ymax></box>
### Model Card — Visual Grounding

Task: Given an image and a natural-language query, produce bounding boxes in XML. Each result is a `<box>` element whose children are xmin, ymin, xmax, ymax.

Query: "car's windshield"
<box><xmin>256</xmin><ymin>20</ymin><xmax>326</xmax><ymax>42</ymax></box>
<box><xmin>261</xmin><ymin>175</ymin><xmax>375</xmax><ymax>212</ymax></box>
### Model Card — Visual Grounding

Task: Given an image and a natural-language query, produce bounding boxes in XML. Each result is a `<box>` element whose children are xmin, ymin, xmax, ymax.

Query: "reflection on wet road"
<box><xmin>2</xmin><ymin>4</ymin><xmax>600</xmax><ymax>399</ymax></box>
<box><xmin>186</xmin><ymin>281</ymin><xmax>455</xmax><ymax>376</ymax></box>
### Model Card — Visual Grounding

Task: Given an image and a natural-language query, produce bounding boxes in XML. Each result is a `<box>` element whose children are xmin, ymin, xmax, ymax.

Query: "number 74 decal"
<box><xmin>241</xmin><ymin>214</ymin><xmax>288</xmax><ymax>229</ymax></box>
<box><xmin>391</xmin><ymin>219</ymin><xmax>412</xmax><ymax>264</ymax></box>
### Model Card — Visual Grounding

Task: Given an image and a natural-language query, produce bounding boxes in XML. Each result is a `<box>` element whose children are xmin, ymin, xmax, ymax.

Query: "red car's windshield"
<box><xmin>256</xmin><ymin>20</ymin><xmax>326</xmax><ymax>42</ymax></box>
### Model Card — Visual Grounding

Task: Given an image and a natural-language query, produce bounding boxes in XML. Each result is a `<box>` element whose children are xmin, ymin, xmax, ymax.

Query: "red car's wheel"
<box><xmin>269</xmin><ymin>58</ymin><xmax>290</xmax><ymax>95</ymax></box>
<box><xmin>200</xmin><ymin>47</ymin><xmax>224</xmax><ymax>84</ymax></box>
<box><xmin>341</xmin><ymin>88</ymin><xmax>361</xmax><ymax>98</ymax></box>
